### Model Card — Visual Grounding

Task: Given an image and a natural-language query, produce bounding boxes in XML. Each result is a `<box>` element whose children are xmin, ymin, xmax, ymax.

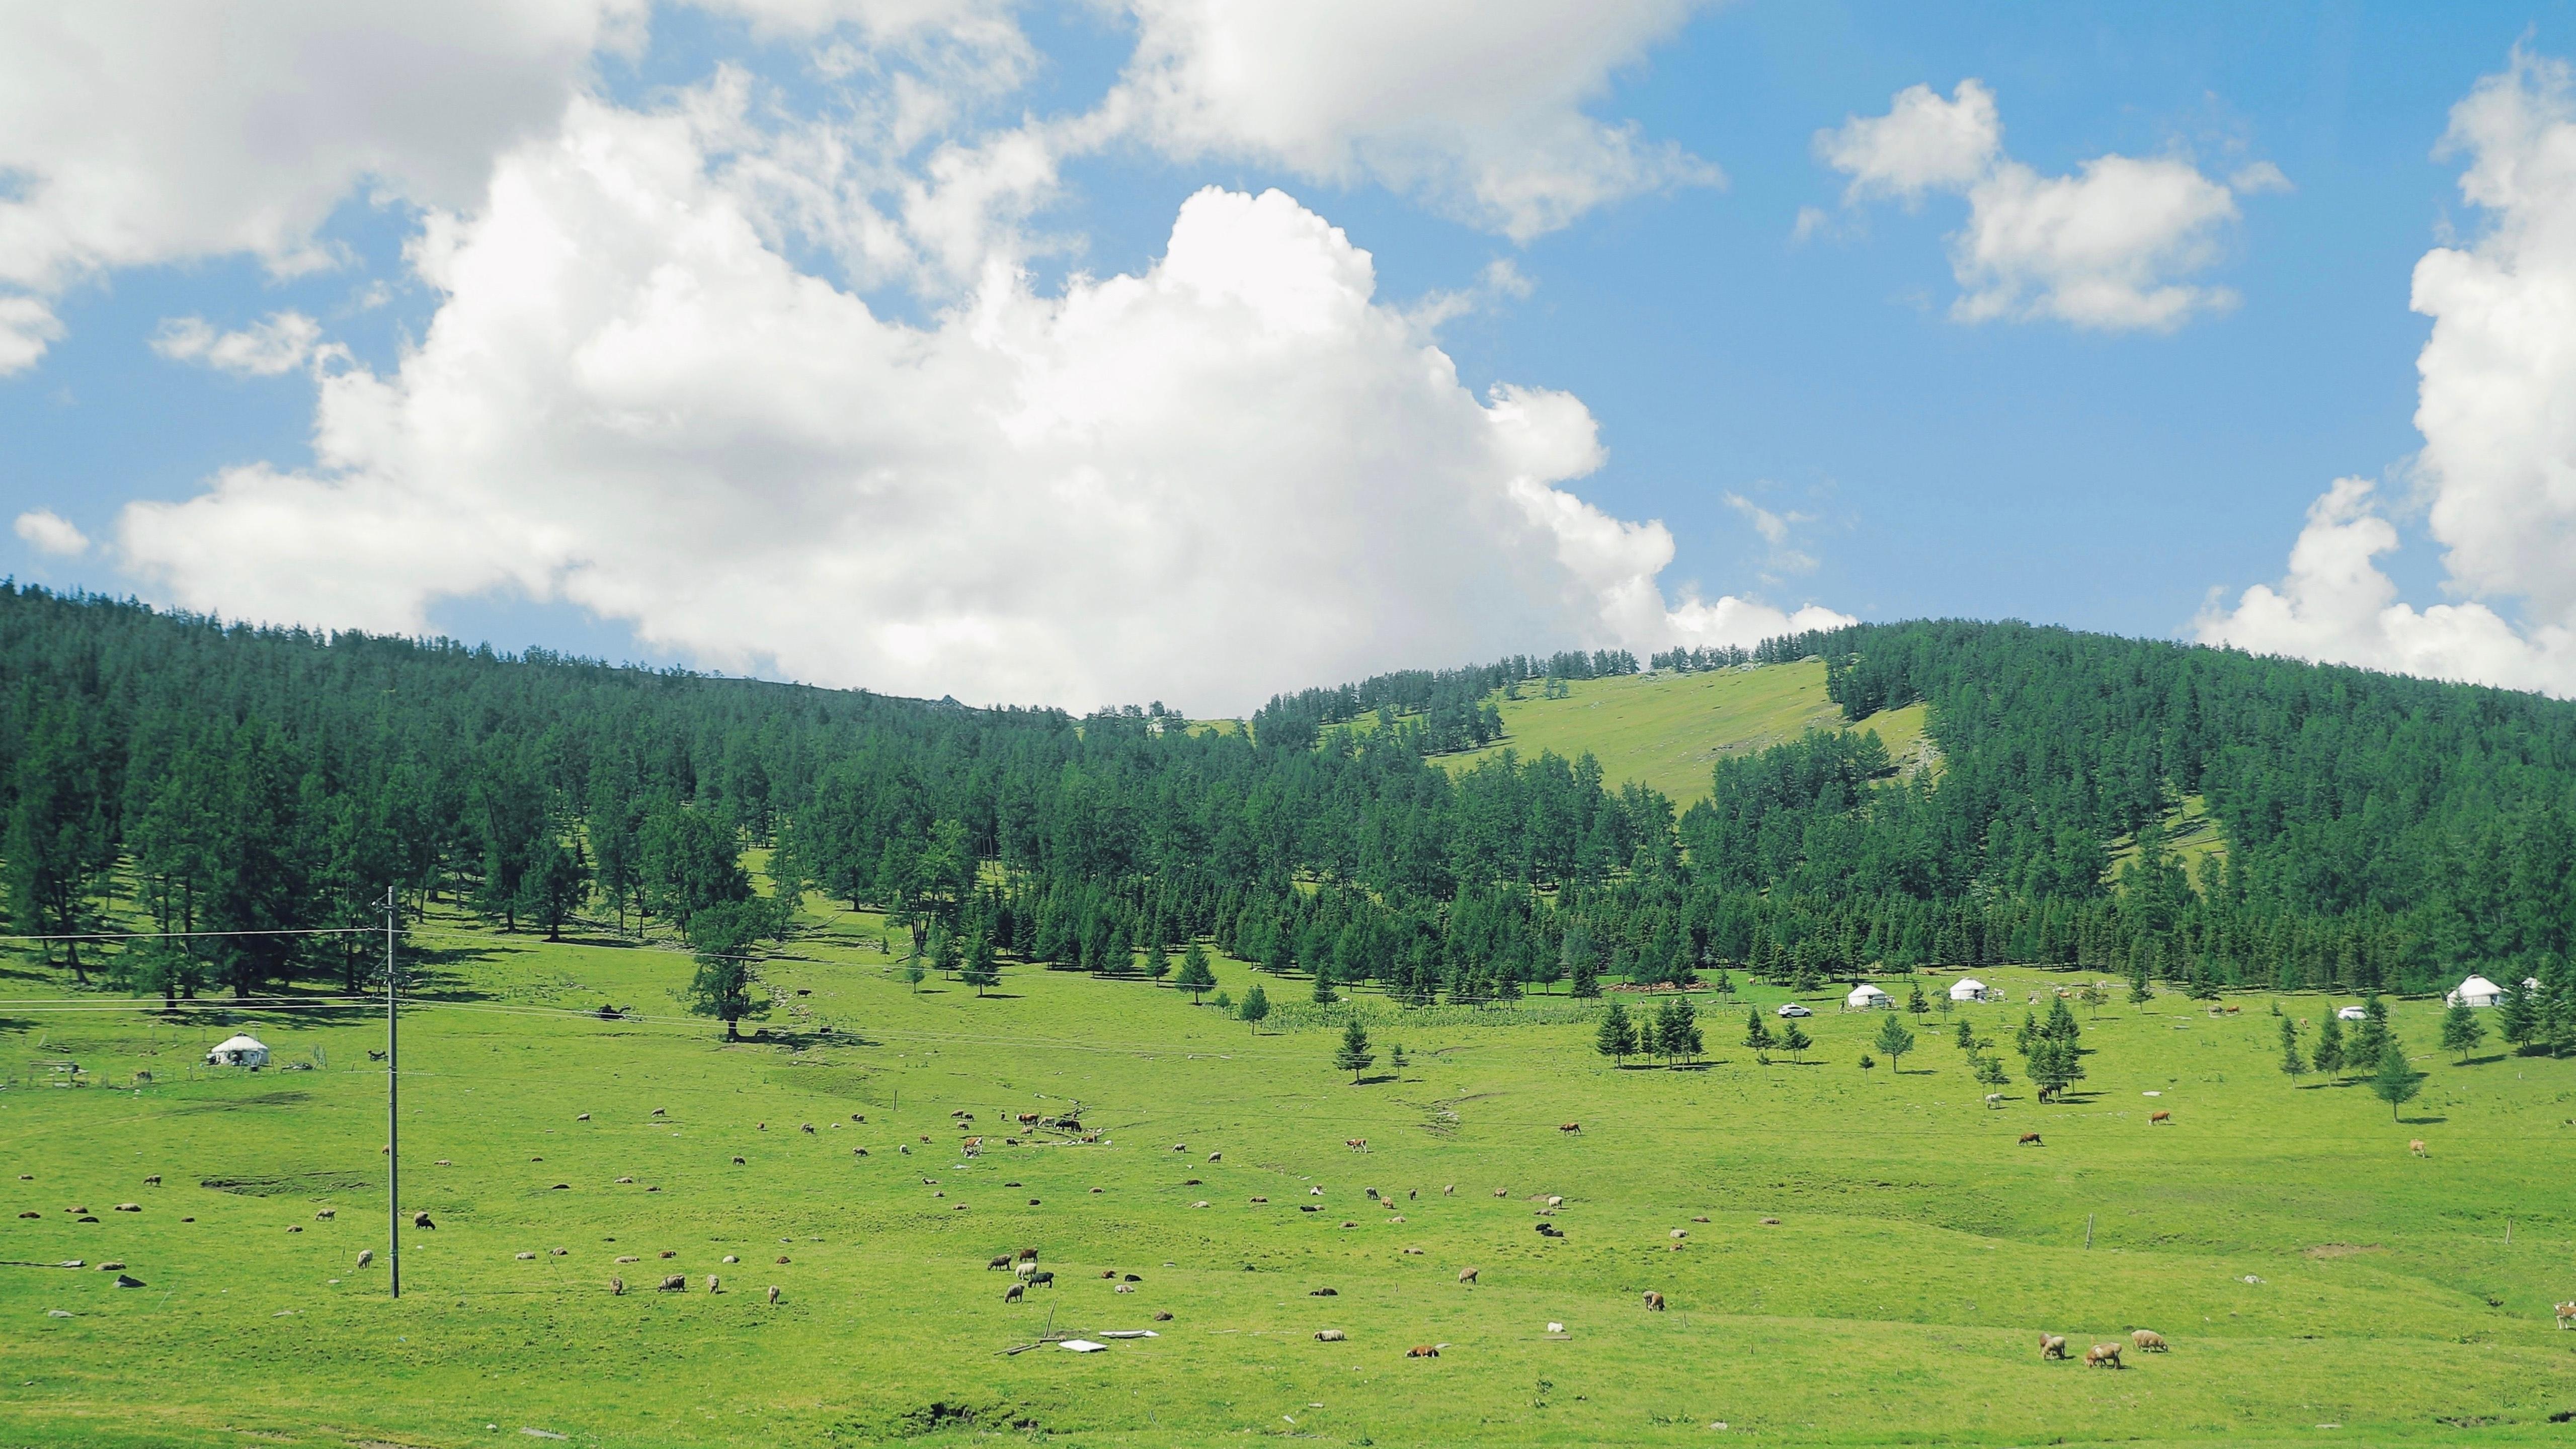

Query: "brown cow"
<box><xmin>2018</xmin><ymin>1133</ymin><xmax>2044</xmax><ymax>1147</ymax></box>
<box><xmin>1018</xmin><ymin>1113</ymin><xmax>1040</xmax><ymax>1127</ymax></box>
<box><xmin>1017</xmin><ymin>1247</ymin><xmax>1039</xmax><ymax>1262</ymax></box>
<box><xmin>1559</xmin><ymin>1122</ymin><xmax>1581</xmax><ymax>1136</ymax></box>
<box><xmin>1642</xmin><ymin>1291</ymin><xmax>1665</xmax><ymax>1311</ymax></box>
<box><xmin>1346</xmin><ymin>1138</ymin><xmax>1370</xmax><ymax>1153</ymax></box>
<box><xmin>2084</xmin><ymin>1343</ymin><xmax>2123</xmax><ymax>1369</ymax></box>
<box><xmin>2555</xmin><ymin>1301</ymin><xmax>2575</xmax><ymax>1330</ymax></box>
<box><xmin>1406</xmin><ymin>1344</ymin><xmax>1440</xmax><ymax>1357</ymax></box>
<box><xmin>2039</xmin><ymin>1333</ymin><xmax>2067</xmax><ymax>1360</ymax></box>
<box><xmin>2149</xmin><ymin>1111</ymin><xmax>2172</xmax><ymax>1125</ymax></box>
<box><xmin>2409</xmin><ymin>1139</ymin><xmax>2428</xmax><ymax>1157</ymax></box>
<box><xmin>2130</xmin><ymin>1329</ymin><xmax>2168</xmax><ymax>1351</ymax></box>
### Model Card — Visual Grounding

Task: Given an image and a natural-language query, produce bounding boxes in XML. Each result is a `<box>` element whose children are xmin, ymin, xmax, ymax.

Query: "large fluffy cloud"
<box><xmin>1103</xmin><ymin>0</ymin><xmax>1721</xmax><ymax>240</ymax></box>
<box><xmin>2198</xmin><ymin>51</ymin><xmax>2576</xmax><ymax>696</ymax></box>
<box><xmin>0</xmin><ymin>0</ymin><xmax>640</xmax><ymax>372</ymax></box>
<box><xmin>115</xmin><ymin>98</ymin><xmax>1836</xmax><ymax>711</ymax></box>
<box><xmin>1817</xmin><ymin>80</ymin><xmax>2274</xmax><ymax>331</ymax></box>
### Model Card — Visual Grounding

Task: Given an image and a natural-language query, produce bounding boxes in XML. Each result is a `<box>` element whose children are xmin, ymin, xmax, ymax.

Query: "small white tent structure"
<box><xmin>2446</xmin><ymin>975</ymin><xmax>2507</xmax><ymax>1008</ymax></box>
<box><xmin>205</xmin><ymin>1034</ymin><xmax>270</xmax><ymax>1068</ymax></box>
<box><xmin>1948</xmin><ymin>978</ymin><xmax>1998</xmax><ymax>1003</ymax></box>
<box><xmin>1845</xmin><ymin>984</ymin><xmax>1892</xmax><ymax>1010</ymax></box>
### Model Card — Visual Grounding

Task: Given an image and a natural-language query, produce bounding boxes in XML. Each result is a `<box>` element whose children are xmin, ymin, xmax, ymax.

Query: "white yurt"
<box><xmin>1948</xmin><ymin>978</ymin><xmax>1996</xmax><ymax>1003</ymax></box>
<box><xmin>2445</xmin><ymin>975</ymin><xmax>2506</xmax><ymax>1008</ymax></box>
<box><xmin>205</xmin><ymin>1034</ymin><xmax>270</xmax><ymax>1068</ymax></box>
<box><xmin>1845</xmin><ymin>984</ymin><xmax>1892</xmax><ymax>1010</ymax></box>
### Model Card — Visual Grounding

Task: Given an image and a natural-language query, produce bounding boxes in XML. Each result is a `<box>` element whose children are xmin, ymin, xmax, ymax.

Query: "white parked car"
<box><xmin>2334</xmin><ymin>1005</ymin><xmax>2368</xmax><ymax>1021</ymax></box>
<box><xmin>1776</xmin><ymin>1003</ymin><xmax>1814</xmax><ymax>1018</ymax></box>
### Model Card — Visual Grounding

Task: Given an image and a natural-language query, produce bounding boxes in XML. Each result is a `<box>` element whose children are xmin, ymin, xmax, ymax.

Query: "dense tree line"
<box><xmin>4</xmin><ymin>588</ymin><xmax>2574</xmax><ymax>1030</ymax></box>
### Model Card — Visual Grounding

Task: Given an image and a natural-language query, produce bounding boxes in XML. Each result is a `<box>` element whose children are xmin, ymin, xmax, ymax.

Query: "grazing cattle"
<box><xmin>1346</xmin><ymin>1138</ymin><xmax>1369</xmax><ymax>1153</ymax></box>
<box><xmin>1027</xmin><ymin>1271</ymin><xmax>1055</xmax><ymax>1289</ymax></box>
<box><xmin>1984</xmin><ymin>1094</ymin><xmax>2002</xmax><ymax>1110</ymax></box>
<box><xmin>1642</xmin><ymin>1291</ymin><xmax>1666</xmax><ymax>1311</ymax></box>
<box><xmin>1315</xmin><ymin>1329</ymin><xmax>1346</xmax><ymax>1341</ymax></box>
<box><xmin>2149</xmin><ymin>1111</ymin><xmax>2172</xmax><ymax>1125</ymax></box>
<box><xmin>1003</xmin><ymin>1283</ymin><xmax>1023</xmax><ymax>1304</ymax></box>
<box><xmin>1407</xmin><ymin>1344</ymin><xmax>1440</xmax><ymax>1358</ymax></box>
<box><xmin>988</xmin><ymin>1255</ymin><xmax>1013</xmax><ymax>1270</ymax></box>
<box><xmin>2555</xmin><ymin>1301</ymin><xmax>2576</xmax><ymax>1330</ymax></box>
<box><xmin>2130</xmin><ymin>1329</ymin><xmax>2168</xmax><ymax>1351</ymax></box>
<box><xmin>2039</xmin><ymin>1333</ymin><xmax>2067</xmax><ymax>1360</ymax></box>
<box><xmin>1018</xmin><ymin>1247</ymin><xmax>1040</xmax><ymax>1262</ymax></box>
<box><xmin>767</xmin><ymin>1284</ymin><xmax>780</xmax><ymax>1305</ymax></box>
<box><xmin>2409</xmin><ymin>1139</ymin><xmax>2428</xmax><ymax>1158</ymax></box>
<box><xmin>1458</xmin><ymin>1267</ymin><xmax>1479</xmax><ymax>1283</ymax></box>
<box><xmin>356</xmin><ymin>1250</ymin><xmax>374</xmax><ymax>1269</ymax></box>
<box><xmin>1559</xmin><ymin>1122</ymin><xmax>1581</xmax><ymax>1136</ymax></box>
<box><xmin>612</xmin><ymin>1277</ymin><xmax>624</xmax><ymax>1295</ymax></box>
<box><xmin>1018</xmin><ymin>1113</ymin><xmax>1040</xmax><ymax>1127</ymax></box>
<box><xmin>2018</xmin><ymin>1133</ymin><xmax>2043</xmax><ymax>1147</ymax></box>
<box><xmin>658</xmin><ymin>1275</ymin><xmax>687</xmax><ymax>1292</ymax></box>
<box><xmin>2084</xmin><ymin>1343</ymin><xmax>2123</xmax><ymax>1369</ymax></box>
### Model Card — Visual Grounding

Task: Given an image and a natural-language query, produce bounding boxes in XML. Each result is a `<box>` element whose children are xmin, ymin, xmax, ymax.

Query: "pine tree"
<box><xmin>2350</xmin><ymin>996</ymin><xmax>2390</xmax><ymax>1071</ymax></box>
<box><xmin>1873</xmin><ymin>1013</ymin><xmax>1916</xmax><ymax>1075</ymax></box>
<box><xmin>1176</xmin><ymin>940</ymin><xmax>1217</xmax><ymax>1003</ymax></box>
<box><xmin>2439</xmin><ymin>1002</ymin><xmax>2484</xmax><ymax>1064</ymax></box>
<box><xmin>1741</xmin><ymin>1007</ymin><xmax>1775</xmax><ymax>1063</ymax></box>
<box><xmin>2277</xmin><ymin>1016</ymin><xmax>2305</xmax><ymax>1079</ymax></box>
<box><xmin>2499</xmin><ymin>976</ymin><xmax>2538</xmax><ymax>1052</ymax></box>
<box><xmin>1906</xmin><ymin>982</ymin><xmax>1929</xmax><ymax>1017</ymax></box>
<box><xmin>1312</xmin><ymin>962</ymin><xmax>1338</xmax><ymax>1006</ymax></box>
<box><xmin>1973</xmin><ymin>1054</ymin><xmax>2009</xmax><ymax>1088</ymax></box>
<box><xmin>2367</xmin><ymin>1042</ymin><xmax>2423</xmax><ymax>1120</ymax></box>
<box><xmin>960</xmin><ymin>931</ymin><xmax>999</xmax><ymax>997</ymax></box>
<box><xmin>2312</xmin><ymin>1014</ymin><xmax>2346</xmax><ymax>1078</ymax></box>
<box><xmin>1239</xmin><ymin>982</ymin><xmax>1270</xmax><ymax>1033</ymax></box>
<box><xmin>1954</xmin><ymin>1020</ymin><xmax>1975</xmax><ymax>1053</ymax></box>
<box><xmin>1570</xmin><ymin>956</ymin><xmax>1600</xmax><ymax>998</ymax></box>
<box><xmin>1780</xmin><ymin>1018</ymin><xmax>1812</xmax><ymax>1063</ymax></box>
<box><xmin>1145</xmin><ymin>939</ymin><xmax>1172</xmax><ymax>982</ymax></box>
<box><xmin>1334</xmin><ymin>1016</ymin><xmax>1376</xmax><ymax>1084</ymax></box>
<box><xmin>2127</xmin><ymin>957</ymin><xmax>2153</xmax><ymax>1005</ymax></box>
<box><xmin>1596</xmin><ymin>1002</ymin><xmax>1638</xmax><ymax>1066</ymax></box>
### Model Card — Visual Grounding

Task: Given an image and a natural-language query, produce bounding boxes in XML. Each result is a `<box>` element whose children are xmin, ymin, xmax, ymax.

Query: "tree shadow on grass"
<box><xmin>2397</xmin><ymin>1114</ymin><xmax>2450</xmax><ymax>1126</ymax></box>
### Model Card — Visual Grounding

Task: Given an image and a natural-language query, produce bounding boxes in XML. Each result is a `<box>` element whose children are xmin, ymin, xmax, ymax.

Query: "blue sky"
<box><xmin>7</xmin><ymin>2</ymin><xmax>2575</xmax><ymax>707</ymax></box>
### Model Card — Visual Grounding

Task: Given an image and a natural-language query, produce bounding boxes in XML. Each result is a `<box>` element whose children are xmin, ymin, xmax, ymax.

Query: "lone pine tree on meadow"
<box><xmin>1780</xmin><ymin>1018</ymin><xmax>1812</xmax><ymax>1063</ymax></box>
<box><xmin>960</xmin><ymin>931</ymin><xmax>999</xmax><ymax>997</ymax></box>
<box><xmin>2312</xmin><ymin>1014</ymin><xmax>2346</xmax><ymax>1077</ymax></box>
<box><xmin>685</xmin><ymin>901</ymin><xmax>768</xmax><ymax>1040</ymax></box>
<box><xmin>1334</xmin><ymin>1016</ymin><xmax>1376</xmax><ymax>1084</ymax></box>
<box><xmin>1176</xmin><ymin>940</ymin><xmax>1216</xmax><ymax>1002</ymax></box>
<box><xmin>2440</xmin><ymin>1001</ymin><xmax>2485</xmax><ymax>1064</ymax></box>
<box><xmin>1741</xmin><ymin>1006</ymin><xmax>1776</xmax><ymax>1062</ymax></box>
<box><xmin>2278</xmin><ymin>1016</ymin><xmax>2306</xmax><ymax>1079</ymax></box>
<box><xmin>1873</xmin><ymin>1013</ymin><xmax>1916</xmax><ymax>1074</ymax></box>
<box><xmin>1239</xmin><ymin>982</ymin><xmax>1270</xmax><ymax>1034</ymax></box>
<box><xmin>2369</xmin><ymin>1041</ymin><xmax>2424</xmax><ymax>1120</ymax></box>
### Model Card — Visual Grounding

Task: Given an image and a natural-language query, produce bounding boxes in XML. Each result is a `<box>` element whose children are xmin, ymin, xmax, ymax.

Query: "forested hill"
<box><xmin>4</xmin><ymin>585</ymin><xmax>2572</xmax><ymax>1016</ymax></box>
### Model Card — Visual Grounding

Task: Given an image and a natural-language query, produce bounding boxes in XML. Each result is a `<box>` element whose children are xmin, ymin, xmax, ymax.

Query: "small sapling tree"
<box><xmin>1177</xmin><ymin>940</ymin><xmax>1216</xmax><ymax>1002</ymax></box>
<box><xmin>1334</xmin><ymin>1016</ymin><xmax>1376</xmax><ymax>1084</ymax></box>
<box><xmin>1780</xmin><ymin>1018</ymin><xmax>1812</xmax><ymax>1063</ymax></box>
<box><xmin>1741</xmin><ymin>1007</ymin><xmax>1775</xmax><ymax>1064</ymax></box>
<box><xmin>2278</xmin><ymin>1016</ymin><xmax>2305</xmax><ymax>1079</ymax></box>
<box><xmin>2440</xmin><ymin>1001</ymin><xmax>2484</xmax><ymax>1064</ymax></box>
<box><xmin>1239</xmin><ymin>983</ymin><xmax>1270</xmax><ymax>1035</ymax></box>
<box><xmin>1596</xmin><ymin>1002</ymin><xmax>1638</xmax><ymax>1067</ymax></box>
<box><xmin>2312</xmin><ymin>1014</ymin><xmax>2346</xmax><ymax>1078</ymax></box>
<box><xmin>1873</xmin><ymin>1013</ymin><xmax>1916</xmax><ymax>1075</ymax></box>
<box><xmin>960</xmin><ymin>931</ymin><xmax>999</xmax><ymax>997</ymax></box>
<box><xmin>2368</xmin><ymin>1042</ymin><xmax>2424</xmax><ymax>1120</ymax></box>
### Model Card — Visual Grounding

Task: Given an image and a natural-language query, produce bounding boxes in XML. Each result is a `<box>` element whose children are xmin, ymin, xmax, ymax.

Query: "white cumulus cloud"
<box><xmin>151</xmin><ymin>312</ymin><xmax>327</xmax><ymax>376</ymax></box>
<box><xmin>14</xmin><ymin>508</ymin><xmax>90</xmax><ymax>557</ymax></box>
<box><xmin>1102</xmin><ymin>0</ymin><xmax>1722</xmax><ymax>241</ymax></box>
<box><xmin>1818</xmin><ymin>79</ymin><xmax>2267</xmax><ymax>331</ymax></box>
<box><xmin>2198</xmin><ymin>50</ymin><xmax>2576</xmax><ymax>697</ymax></box>
<box><xmin>115</xmin><ymin>98</ymin><xmax>1836</xmax><ymax>712</ymax></box>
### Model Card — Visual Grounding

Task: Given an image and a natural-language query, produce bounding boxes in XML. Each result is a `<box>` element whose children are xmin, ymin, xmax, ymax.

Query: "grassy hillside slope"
<box><xmin>1434</xmin><ymin>661</ymin><xmax>1931</xmax><ymax>809</ymax></box>
<box><xmin>5</xmin><ymin>902</ymin><xmax>2571</xmax><ymax>1447</ymax></box>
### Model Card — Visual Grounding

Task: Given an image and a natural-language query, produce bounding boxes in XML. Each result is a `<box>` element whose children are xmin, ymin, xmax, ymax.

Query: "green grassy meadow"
<box><xmin>1435</xmin><ymin>663</ymin><xmax>1934</xmax><ymax>808</ymax></box>
<box><xmin>5</xmin><ymin>902</ymin><xmax>2573</xmax><ymax>1447</ymax></box>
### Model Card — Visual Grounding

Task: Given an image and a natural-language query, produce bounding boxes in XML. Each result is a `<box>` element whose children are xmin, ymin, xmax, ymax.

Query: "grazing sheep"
<box><xmin>412</xmin><ymin>1211</ymin><xmax>434</xmax><ymax>1229</ymax></box>
<box><xmin>1316</xmin><ymin>1329</ymin><xmax>1346</xmax><ymax>1341</ymax></box>
<box><xmin>2554</xmin><ymin>1301</ymin><xmax>2575</xmax><ymax>1330</ymax></box>
<box><xmin>1669</xmin><ymin>1230</ymin><xmax>1688</xmax><ymax>1240</ymax></box>
<box><xmin>1406</xmin><ymin>1344</ymin><xmax>1440</xmax><ymax>1358</ymax></box>
<box><xmin>1153</xmin><ymin>1311</ymin><xmax>1173</xmax><ymax>1321</ymax></box>
<box><xmin>1443</xmin><ymin>1185</ymin><xmax>1455</xmax><ymax>1196</ymax></box>
<box><xmin>2084</xmin><ymin>1343</ymin><xmax>2123</xmax><ymax>1369</ymax></box>
<box><xmin>800</xmin><ymin>1122</ymin><xmax>815</xmax><ymax>1134</ymax></box>
<box><xmin>1642</xmin><ymin>1291</ymin><xmax>1665</xmax><ymax>1311</ymax></box>
<box><xmin>1310</xmin><ymin>1287</ymin><xmax>1337</xmax><ymax>1297</ymax></box>
<box><xmin>312</xmin><ymin>1208</ymin><xmax>333</xmax><ymax>1220</ymax></box>
<box><xmin>732</xmin><ymin>1156</ymin><xmax>747</xmax><ymax>1165</ymax></box>
<box><xmin>1546</xmin><ymin>1195</ymin><xmax>1563</xmax><ymax>1208</ymax></box>
<box><xmin>1560</xmin><ymin>1122</ymin><xmax>1581</xmax><ymax>1135</ymax></box>
<box><xmin>1115</xmin><ymin>1283</ymin><xmax>1135</xmax><ymax>1293</ymax></box>
<box><xmin>2018</xmin><ymin>1133</ymin><xmax>2043</xmax><ymax>1147</ymax></box>
<box><xmin>659</xmin><ymin>1275</ymin><xmax>687</xmax><ymax>1292</ymax></box>
<box><xmin>1984</xmin><ymin>1094</ymin><xmax>2003</xmax><ymax>1109</ymax></box>
<box><xmin>1492</xmin><ymin>1188</ymin><xmax>1508</xmax><ymax>1198</ymax></box>
<box><xmin>2130</xmin><ymin>1329</ymin><xmax>2168</xmax><ymax>1351</ymax></box>
<box><xmin>517</xmin><ymin>1252</ymin><xmax>537</xmax><ymax>1260</ymax></box>
<box><xmin>116</xmin><ymin>1202</ymin><xmax>142</xmax><ymax>1213</ymax></box>
<box><xmin>2149</xmin><ymin>1111</ymin><xmax>2172</xmax><ymax>1125</ymax></box>
<box><xmin>661</xmin><ymin>1250</ymin><xmax>677</xmax><ymax>1259</ymax></box>
<box><xmin>2409</xmin><ymin>1139</ymin><xmax>2428</xmax><ymax>1158</ymax></box>
<box><xmin>652</xmin><ymin>1107</ymin><xmax>666</xmax><ymax>1116</ymax></box>
<box><xmin>612</xmin><ymin>1277</ymin><xmax>624</xmax><ymax>1295</ymax></box>
<box><xmin>1310</xmin><ymin>1186</ymin><xmax>1324</xmax><ymax>1196</ymax></box>
<box><xmin>1209</xmin><ymin>1152</ymin><xmax>1222</xmax><ymax>1161</ymax></box>
<box><xmin>706</xmin><ymin>1275</ymin><xmax>721</xmax><ymax>1293</ymax></box>
<box><xmin>2039</xmin><ymin>1334</ymin><xmax>2067</xmax><ymax>1360</ymax></box>
<box><xmin>1027</xmin><ymin>1271</ymin><xmax>1055</xmax><ymax>1289</ymax></box>
<box><xmin>721</xmin><ymin>1255</ymin><xmax>739</xmax><ymax>1264</ymax></box>
<box><xmin>1003</xmin><ymin>1282</ymin><xmax>1023</xmax><ymax>1304</ymax></box>
<box><xmin>767</xmin><ymin>1285</ymin><xmax>780</xmax><ymax>1305</ymax></box>
<box><xmin>577</xmin><ymin>1113</ymin><xmax>590</xmax><ymax>1121</ymax></box>
<box><xmin>1458</xmin><ymin>1267</ymin><xmax>1478</xmax><ymax>1283</ymax></box>
<box><xmin>1018</xmin><ymin>1247</ymin><xmax>1040</xmax><ymax>1263</ymax></box>
<box><xmin>616</xmin><ymin>1256</ymin><xmax>639</xmax><ymax>1264</ymax></box>
<box><xmin>775</xmin><ymin>1256</ymin><xmax>789</xmax><ymax>1265</ymax></box>
<box><xmin>357</xmin><ymin>1250</ymin><xmax>374</xmax><ymax>1269</ymax></box>
<box><xmin>143</xmin><ymin>1175</ymin><xmax>161</xmax><ymax>1186</ymax></box>
<box><xmin>988</xmin><ymin>1255</ymin><xmax>1014</xmax><ymax>1270</ymax></box>
<box><xmin>1249</xmin><ymin>1196</ymin><xmax>1269</xmax><ymax>1204</ymax></box>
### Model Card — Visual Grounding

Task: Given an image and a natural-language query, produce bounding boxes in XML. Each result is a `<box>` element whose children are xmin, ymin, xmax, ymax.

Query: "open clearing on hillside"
<box><xmin>1434</xmin><ymin>662</ymin><xmax>1933</xmax><ymax>808</ymax></box>
<box><xmin>5</xmin><ymin>903</ymin><xmax>2572</xmax><ymax>1447</ymax></box>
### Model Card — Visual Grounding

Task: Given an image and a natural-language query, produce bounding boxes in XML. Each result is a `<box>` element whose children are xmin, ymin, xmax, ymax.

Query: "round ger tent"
<box><xmin>205</xmin><ymin>1034</ymin><xmax>270</xmax><ymax>1068</ymax></box>
<box><xmin>1948</xmin><ymin>978</ymin><xmax>1997</xmax><ymax>1003</ymax></box>
<box><xmin>2446</xmin><ymin>975</ymin><xmax>2506</xmax><ymax>1008</ymax></box>
<box><xmin>1846</xmin><ymin>984</ymin><xmax>1892</xmax><ymax>1010</ymax></box>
